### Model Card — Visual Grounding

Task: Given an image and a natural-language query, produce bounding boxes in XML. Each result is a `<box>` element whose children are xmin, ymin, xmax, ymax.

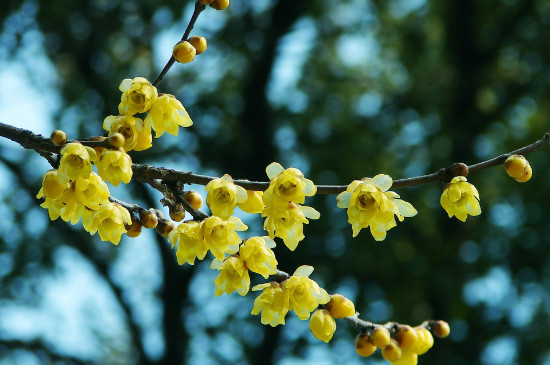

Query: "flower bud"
<box><xmin>125</xmin><ymin>216</ymin><xmax>142</xmax><ymax>238</ymax></box>
<box><xmin>156</xmin><ymin>219</ymin><xmax>176</xmax><ymax>237</ymax></box>
<box><xmin>169</xmin><ymin>206</ymin><xmax>186</xmax><ymax>222</ymax></box>
<box><xmin>173</xmin><ymin>41</ymin><xmax>196</xmax><ymax>64</ymax></box>
<box><xmin>325</xmin><ymin>294</ymin><xmax>355</xmax><ymax>319</ymax></box>
<box><xmin>108</xmin><ymin>133</ymin><xmax>126</xmax><ymax>149</ymax></box>
<box><xmin>369</xmin><ymin>326</ymin><xmax>391</xmax><ymax>348</ymax></box>
<box><xmin>309</xmin><ymin>309</ymin><xmax>336</xmax><ymax>343</ymax></box>
<box><xmin>51</xmin><ymin>130</ymin><xmax>67</xmax><ymax>146</ymax></box>
<box><xmin>395</xmin><ymin>325</ymin><xmax>418</xmax><ymax>349</ymax></box>
<box><xmin>210</xmin><ymin>0</ymin><xmax>229</xmax><ymax>10</ymax></box>
<box><xmin>140</xmin><ymin>209</ymin><xmax>159</xmax><ymax>229</ymax></box>
<box><xmin>431</xmin><ymin>320</ymin><xmax>450</xmax><ymax>338</ymax></box>
<box><xmin>505</xmin><ymin>154</ymin><xmax>529</xmax><ymax>178</ymax></box>
<box><xmin>355</xmin><ymin>333</ymin><xmax>376</xmax><ymax>357</ymax></box>
<box><xmin>382</xmin><ymin>339</ymin><xmax>402</xmax><ymax>362</ymax></box>
<box><xmin>409</xmin><ymin>326</ymin><xmax>434</xmax><ymax>355</ymax></box>
<box><xmin>514</xmin><ymin>163</ymin><xmax>532</xmax><ymax>182</ymax></box>
<box><xmin>184</xmin><ymin>190</ymin><xmax>203</xmax><ymax>210</ymax></box>
<box><xmin>189</xmin><ymin>36</ymin><xmax>207</xmax><ymax>55</ymax></box>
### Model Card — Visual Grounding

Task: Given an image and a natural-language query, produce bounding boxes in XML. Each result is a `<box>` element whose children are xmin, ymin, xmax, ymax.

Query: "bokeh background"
<box><xmin>1</xmin><ymin>0</ymin><xmax>550</xmax><ymax>364</ymax></box>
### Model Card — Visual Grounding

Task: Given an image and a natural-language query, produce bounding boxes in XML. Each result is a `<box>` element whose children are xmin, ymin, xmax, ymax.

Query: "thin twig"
<box><xmin>152</xmin><ymin>1</ymin><xmax>207</xmax><ymax>87</ymax></box>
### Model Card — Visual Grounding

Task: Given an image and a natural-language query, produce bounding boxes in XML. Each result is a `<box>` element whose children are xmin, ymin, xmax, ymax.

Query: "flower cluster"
<box><xmin>37</xmin><ymin>163</ymin><xmax>130</xmax><ymax>245</ymax></box>
<box><xmin>440</xmin><ymin>176</ymin><xmax>481</xmax><ymax>222</ymax></box>
<box><xmin>261</xmin><ymin>163</ymin><xmax>319</xmax><ymax>250</ymax></box>
<box><xmin>337</xmin><ymin>175</ymin><xmax>417</xmax><ymax>240</ymax></box>
<box><xmin>167</xmin><ymin>216</ymin><xmax>247</xmax><ymax>265</ymax></box>
<box><xmin>211</xmin><ymin>236</ymin><xmax>278</xmax><ymax>296</ymax></box>
<box><xmin>354</xmin><ymin>322</ymin><xmax>445</xmax><ymax>365</ymax></box>
<box><xmin>106</xmin><ymin>77</ymin><xmax>192</xmax><ymax>145</ymax></box>
<box><xmin>251</xmin><ymin>265</ymin><xmax>329</xmax><ymax>326</ymax></box>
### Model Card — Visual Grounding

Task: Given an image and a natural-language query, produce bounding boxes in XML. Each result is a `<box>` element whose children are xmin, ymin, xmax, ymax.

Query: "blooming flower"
<box><xmin>205</xmin><ymin>174</ymin><xmax>247</xmax><ymax>220</ymax></box>
<box><xmin>237</xmin><ymin>190</ymin><xmax>264</xmax><ymax>214</ymax></box>
<box><xmin>73</xmin><ymin>173</ymin><xmax>110</xmax><ymax>210</ymax></box>
<box><xmin>284</xmin><ymin>265</ymin><xmax>330</xmax><ymax>320</ymax></box>
<box><xmin>309</xmin><ymin>309</ymin><xmax>336</xmax><ymax>343</ymax></box>
<box><xmin>251</xmin><ymin>282</ymin><xmax>290</xmax><ymax>327</ymax></box>
<box><xmin>57</xmin><ymin>143</ymin><xmax>96</xmax><ymax>184</ymax></box>
<box><xmin>97</xmin><ymin>149</ymin><xmax>133</xmax><ymax>186</ymax></box>
<box><xmin>37</xmin><ymin>170</ymin><xmax>69</xmax><ymax>200</ymax></box>
<box><xmin>89</xmin><ymin>202</ymin><xmax>131</xmax><ymax>245</ymax></box>
<box><xmin>262</xmin><ymin>162</ymin><xmax>316</xmax><ymax>209</ymax></box>
<box><xmin>262</xmin><ymin>202</ymin><xmax>319</xmax><ymax>251</ymax></box>
<box><xmin>201</xmin><ymin>216</ymin><xmax>247</xmax><ymax>260</ymax></box>
<box><xmin>239</xmin><ymin>236</ymin><xmax>278</xmax><ymax>278</ymax></box>
<box><xmin>211</xmin><ymin>256</ymin><xmax>250</xmax><ymax>296</ymax></box>
<box><xmin>440</xmin><ymin>176</ymin><xmax>481</xmax><ymax>222</ymax></box>
<box><xmin>144</xmin><ymin>94</ymin><xmax>193</xmax><ymax>138</ymax></box>
<box><xmin>336</xmin><ymin>175</ymin><xmax>417</xmax><ymax>240</ymax></box>
<box><xmin>103</xmin><ymin>115</ymin><xmax>152</xmax><ymax>151</ymax></box>
<box><xmin>168</xmin><ymin>220</ymin><xmax>208</xmax><ymax>265</ymax></box>
<box><xmin>118</xmin><ymin>77</ymin><xmax>158</xmax><ymax>115</ymax></box>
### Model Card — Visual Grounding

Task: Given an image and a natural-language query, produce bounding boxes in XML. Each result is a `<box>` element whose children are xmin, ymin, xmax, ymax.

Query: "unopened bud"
<box><xmin>156</xmin><ymin>219</ymin><xmax>176</xmax><ymax>237</ymax></box>
<box><xmin>140</xmin><ymin>209</ymin><xmax>159</xmax><ymax>229</ymax></box>
<box><xmin>369</xmin><ymin>326</ymin><xmax>391</xmax><ymax>348</ymax></box>
<box><xmin>51</xmin><ymin>130</ymin><xmax>67</xmax><ymax>146</ymax></box>
<box><xmin>173</xmin><ymin>41</ymin><xmax>196</xmax><ymax>64</ymax></box>
<box><xmin>325</xmin><ymin>294</ymin><xmax>355</xmax><ymax>319</ymax></box>
<box><xmin>395</xmin><ymin>325</ymin><xmax>418</xmax><ymax>349</ymax></box>
<box><xmin>382</xmin><ymin>339</ymin><xmax>402</xmax><ymax>362</ymax></box>
<box><xmin>505</xmin><ymin>154</ymin><xmax>529</xmax><ymax>178</ymax></box>
<box><xmin>355</xmin><ymin>333</ymin><xmax>376</xmax><ymax>357</ymax></box>
<box><xmin>184</xmin><ymin>190</ymin><xmax>203</xmax><ymax>210</ymax></box>
<box><xmin>108</xmin><ymin>133</ymin><xmax>126</xmax><ymax>149</ymax></box>
<box><xmin>210</xmin><ymin>0</ymin><xmax>229</xmax><ymax>10</ymax></box>
<box><xmin>189</xmin><ymin>36</ymin><xmax>207</xmax><ymax>55</ymax></box>
<box><xmin>125</xmin><ymin>216</ymin><xmax>142</xmax><ymax>238</ymax></box>
<box><xmin>431</xmin><ymin>320</ymin><xmax>450</xmax><ymax>338</ymax></box>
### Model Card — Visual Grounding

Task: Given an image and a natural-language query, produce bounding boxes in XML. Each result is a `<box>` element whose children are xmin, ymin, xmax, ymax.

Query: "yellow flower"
<box><xmin>89</xmin><ymin>202</ymin><xmax>131</xmax><ymax>245</ymax></box>
<box><xmin>82</xmin><ymin>208</ymin><xmax>96</xmax><ymax>233</ymax></box>
<box><xmin>337</xmin><ymin>175</ymin><xmax>417</xmax><ymax>240</ymax></box>
<box><xmin>103</xmin><ymin>115</ymin><xmax>152</xmax><ymax>151</ymax></box>
<box><xmin>409</xmin><ymin>327</ymin><xmax>433</xmax><ymax>355</ymax></box>
<box><xmin>284</xmin><ymin>265</ymin><xmax>330</xmax><ymax>320</ymax></box>
<box><xmin>97</xmin><ymin>149</ymin><xmax>133</xmax><ymax>186</ymax></box>
<box><xmin>211</xmin><ymin>256</ymin><xmax>250</xmax><ymax>296</ymax></box>
<box><xmin>262</xmin><ymin>202</ymin><xmax>319</xmax><ymax>251</ymax></box>
<box><xmin>118</xmin><ymin>77</ymin><xmax>158</xmax><ymax>115</ymax></box>
<box><xmin>144</xmin><ymin>94</ymin><xmax>193</xmax><ymax>138</ymax></box>
<box><xmin>168</xmin><ymin>220</ymin><xmax>208</xmax><ymax>265</ymax></box>
<box><xmin>237</xmin><ymin>190</ymin><xmax>264</xmax><ymax>214</ymax></box>
<box><xmin>239</xmin><ymin>236</ymin><xmax>278</xmax><ymax>279</ymax></box>
<box><xmin>73</xmin><ymin>173</ymin><xmax>110</xmax><ymax>210</ymax></box>
<box><xmin>201</xmin><ymin>216</ymin><xmax>247</xmax><ymax>260</ymax></box>
<box><xmin>251</xmin><ymin>282</ymin><xmax>290</xmax><ymax>327</ymax></box>
<box><xmin>391</xmin><ymin>349</ymin><xmax>418</xmax><ymax>365</ymax></box>
<box><xmin>205</xmin><ymin>174</ymin><xmax>247</xmax><ymax>220</ymax></box>
<box><xmin>262</xmin><ymin>162</ymin><xmax>316</xmax><ymax>208</ymax></box>
<box><xmin>325</xmin><ymin>294</ymin><xmax>355</xmax><ymax>319</ymax></box>
<box><xmin>37</xmin><ymin>170</ymin><xmax>69</xmax><ymax>200</ymax></box>
<box><xmin>440</xmin><ymin>176</ymin><xmax>481</xmax><ymax>222</ymax></box>
<box><xmin>309</xmin><ymin>309</ymin><xmax>336</xmax><ymax>343</ymax></box>
<box><xmin>57</xmin><ymin>143</ymin><xmax>96</xmax><ymax>184</ymax></box>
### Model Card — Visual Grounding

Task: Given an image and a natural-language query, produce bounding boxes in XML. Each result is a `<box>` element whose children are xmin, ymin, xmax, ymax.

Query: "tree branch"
<box><xmin>2</xmin><ymin>122</ymin><xmax>549</xmax><ymax>194</ymax></box>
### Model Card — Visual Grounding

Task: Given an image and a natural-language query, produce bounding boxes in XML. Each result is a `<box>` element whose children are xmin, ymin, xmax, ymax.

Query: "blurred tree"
<box><xmin>0</xmin><ymin>0</ymin><xmax>550</xmax><ymax>364</ymax></box>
